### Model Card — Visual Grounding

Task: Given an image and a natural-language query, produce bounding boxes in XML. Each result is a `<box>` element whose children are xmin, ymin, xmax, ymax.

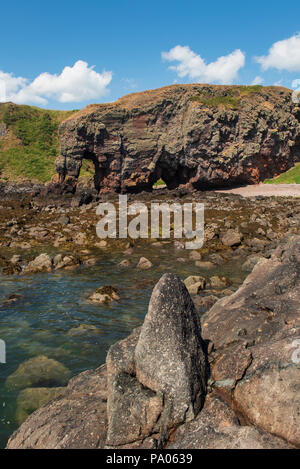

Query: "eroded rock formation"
<box><xmin>54</xmin><ymin>84</ymin><xmax>300</xmax><ymax>194</ymax></box>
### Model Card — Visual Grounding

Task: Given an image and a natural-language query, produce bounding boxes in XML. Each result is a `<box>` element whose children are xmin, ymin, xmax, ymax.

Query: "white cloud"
<box><xmin>251</xmin><ymin>76</ymin><xmax>264</xmax><ymax>85</ymax></box>
<box><xmin>291</xmin><ymin>78</ymin><xmax>300</xmax><ymax>90</ymax></box>
<box><xmin>161</xmin><ymin>45</ymin><xmax>245</xmax><ymax>84</ymax></box>
<box><xmin>0</xmin><ymin>60</ymin><xmax>112</xmax><ymax>105</ymax></box>
<box><xmin>256</xmin><ymin>33</ymin><xmax>300</xmax><ymax>72</ymax></box>
<box><xmin>0</xmin><ymin>70</ymin><xmax>28</xmax><ymax>103</ymax></box>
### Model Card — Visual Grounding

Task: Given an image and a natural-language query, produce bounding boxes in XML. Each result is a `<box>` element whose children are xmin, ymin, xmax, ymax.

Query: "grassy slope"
<box><xmin>264</xmin><ymin>163</ymin><xmax>300</xmax><ymax>184</ymax></box>
<box><xmin>0</xmin><ymin>103</ymin><xmax>79</xmax><ymax>183</ymax></box>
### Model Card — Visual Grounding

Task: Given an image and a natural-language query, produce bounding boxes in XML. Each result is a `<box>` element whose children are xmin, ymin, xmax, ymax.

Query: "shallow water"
<box><xmin>0</xmin><ymin>243</ymin><xmax>246</xmax><ymax>448</ymax></box>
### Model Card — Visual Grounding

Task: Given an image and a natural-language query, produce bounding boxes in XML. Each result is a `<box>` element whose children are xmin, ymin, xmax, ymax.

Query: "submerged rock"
<box><xmin>89</xmin><ymin>286</ymin><xmax>120</xmax><ymax>304</ymax></box>
<box><xmin>16</xmin><ymin>387</ymin><xmax>65</xmax><ymax>425</ymax></box>
<box><xmin>242</xmin><ymin>255</ymin><xmax>263</xmax><ymax>272</ymax></box>
<box><xmin>5</xmin><ymin>355</ymin><xmax>71</xmax><ymax>391</ymax></box>
<box><xmin>7</xmin><ymin>366</ymin><xmax>108</xmax><ymax>449</ymax></box>
<box><xmin>66</xmin><ymin>324</ymin><xmax>101</xmax><ymax>337</ymax></box>
<box><xmin>195</xmin><ymin>260</ymin><xmax>215</xmax><ymax>270</ymax></box>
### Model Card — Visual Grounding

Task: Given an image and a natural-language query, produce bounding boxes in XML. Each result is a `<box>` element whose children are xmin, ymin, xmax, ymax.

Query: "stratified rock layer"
<box><xmin>54</xmin><ymin>84</ymin><xmax>300</xmax><ymax>194</ymax></box>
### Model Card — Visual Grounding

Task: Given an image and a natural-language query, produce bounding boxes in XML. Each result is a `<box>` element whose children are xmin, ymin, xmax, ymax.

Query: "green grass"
<box><xmin>190</xmin><ymin>95</ymin><xmax>240</xmax><ymax>109</ymax></box>
<box><xmin>79</xmin><ymin>159</ymin><xmax>95</xmax><ymax>180</ymax></box>
<box><xmin>190</xmin><ymin>85</ymin><xmax>264</xmax><ymax>109</ymax></box>
<box><xmin>264</xmin><ymin>163</ymin><xmax>300</xmax><ymax>184</ymax></box>
<box><xmin>0</xmin><ymin>103</ymin><xmax>76</xmax><ymax>182</ymax></box>
<box><xmin>237</xmin><ymin>85</ymin><xmax>263</xmax><ymax>96</ymax></box>
<box><xmin>153</xmin><ymin>178</ymin><xmax>167</xmax><ymax>187</ymax></box>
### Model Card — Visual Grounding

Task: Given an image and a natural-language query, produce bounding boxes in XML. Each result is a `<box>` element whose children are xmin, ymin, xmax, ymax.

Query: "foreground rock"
<box><xmin>106</xmin><ymin>273</ymin><xmax>207</xmax><ymax>447</ymax></box>
<box><xmin>167</xmin><ymin>393</ymin><xmax>292</xmax><ymax>449</ymax></box>
<box><xmin>5</xmin><ymin>239</ymin><xmax>300</xmax><ymax>448</ymax></box>
<box><xmin>201</xmin><ymin>234</ymin><xmax>300</xmax><ymax>447</ymax></box>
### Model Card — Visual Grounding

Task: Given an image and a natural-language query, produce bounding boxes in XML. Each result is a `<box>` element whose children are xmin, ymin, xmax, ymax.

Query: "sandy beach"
<box><xmin>216</xmin><ymin>184</ymin><xmax>300</xmax><ymax>197</ymax></box>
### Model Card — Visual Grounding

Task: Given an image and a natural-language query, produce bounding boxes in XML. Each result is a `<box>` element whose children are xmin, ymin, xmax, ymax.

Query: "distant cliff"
<box><xmin>55</xmin><ymin>84</ymin><xmax>300</xmax><ymax>193</ymax></box>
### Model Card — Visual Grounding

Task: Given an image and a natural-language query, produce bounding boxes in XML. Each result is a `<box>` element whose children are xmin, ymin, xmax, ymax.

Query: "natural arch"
<box><xmin>79</xmin><ymin>150</ymin><xmax>104</xmax><ymax>192</ymax></box>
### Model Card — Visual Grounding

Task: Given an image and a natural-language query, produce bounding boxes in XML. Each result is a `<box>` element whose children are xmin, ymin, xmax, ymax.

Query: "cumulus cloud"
<box><xmin>0</xmin><ymin>60</ymin><xmax>112</xmax><ymax>105</ymax></box>
<box><xmin>292</xmin><ymin>78</ymin><xmax>300</xmax><ymax>90</ymax></box>
<box><xmin>0</xmin><ymin>70</ymin><xmax>28</xmax><ymax>102</ymax></box>
<box><xmin>161</xmin><ymin>45</ymin><xmax>245</xmax><ymax>84</ymax></box>
<box><xmin>251</xmin><ymin>76</ymin><xmax>264</xmax><ymax>85</ymax></box>
<box><xmin>256</xmin><ymin>33</ymin><xmax>300</xmax><ymax>72</ymax></box>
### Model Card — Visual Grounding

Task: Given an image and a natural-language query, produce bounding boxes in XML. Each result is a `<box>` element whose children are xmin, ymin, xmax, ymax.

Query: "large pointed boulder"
<box><xmin>135</xmin><ymin>273</ymin><xmax>207</xmax><ymax>427</ymax></box>
<box><xmin>106</xmin><ymin>273</ymin><xmax>207</xmax><ymax>447</ymax></box>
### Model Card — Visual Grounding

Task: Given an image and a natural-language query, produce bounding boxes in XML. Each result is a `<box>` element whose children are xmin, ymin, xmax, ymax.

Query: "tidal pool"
<box><xmin>0</xmin><ymin>243</ymin><xmax>246</xmax><ymax>447</ymax></box>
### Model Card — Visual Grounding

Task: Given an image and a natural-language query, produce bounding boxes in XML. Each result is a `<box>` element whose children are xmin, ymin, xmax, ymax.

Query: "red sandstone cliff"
<box><xmin>55</xmin><ymin>84</ymin><xmax>300</xmax><ymax>193</ymax></box>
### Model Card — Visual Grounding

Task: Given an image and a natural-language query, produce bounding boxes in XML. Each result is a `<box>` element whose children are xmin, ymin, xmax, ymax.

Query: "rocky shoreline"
<box><xmin>0</xmin><ymin>182</ymin><xmax>299</xmax><ymax>449</ymax></box>
<box><xmin>5</xmin><ymin>234</ymin><xmax>300</xmax><ymax>449</ymax></box>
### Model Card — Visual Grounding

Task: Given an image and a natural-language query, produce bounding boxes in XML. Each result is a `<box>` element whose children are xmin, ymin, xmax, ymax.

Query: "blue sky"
<box><xmin>1</xmin><ymin>0</ymin><xmax>300</xmax><ymax>109</ymax></box>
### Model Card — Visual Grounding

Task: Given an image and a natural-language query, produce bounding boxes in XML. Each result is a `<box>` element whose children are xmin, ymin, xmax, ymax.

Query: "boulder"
<box><xmin>57</xmin><ymin>215</ymin><xmax>70</xmax><ymax>225</ymax></box>
<box><xmin>118</xmin><ymin>259</ymin><xmax>132</xmax><ymax>267</ymax></box>
<box><xmin>221</xmin><ymin>230</ymin><xmax>242</xmax><ymax>247</ymax></box>
<box><xmin>106</xmin><ymin>274</ymin><xmax>207</xmax><ymax>448</ymax></box>
<box><xmin>23</xmin><ymin>254</ymin><xmax>52</xmax><ymax>274</ymax></box>
<box><xmin>54</xmin><ymin>255</ymin><xmax>81</xmax><ymax>270</ymax></box>
<box><xmin>209</xmin><ymin>275</ymin><xmax>230</xmax><ymax>289</ymax></box>
<box><xmin>89</xmin><ymin>286</ymin><xmax>120</xmax><ymax>304</ymax></box>
<box><xmin>184</xmin><ymin>275</ymin><xmax>206</xmax><ymax>290</ymax></box>
<box><xmin>136</xmin><ymin>257</ymin><xmax>153</xmax><ymax>270</ymax></box>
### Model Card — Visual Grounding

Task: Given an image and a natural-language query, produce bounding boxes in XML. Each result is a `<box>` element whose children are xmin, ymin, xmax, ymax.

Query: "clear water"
<box><xmin>0</xmin><ymin>243</ymin><xmax>246</xmax><ymax>448</ymax></box>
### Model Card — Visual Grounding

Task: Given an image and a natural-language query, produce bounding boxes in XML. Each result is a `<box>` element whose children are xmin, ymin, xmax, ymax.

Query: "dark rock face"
<box><xmin>54</xmin><ymin>84</ymin><xmax>300</xmax><ymax>194</ymax></box>
<box><xmin>106</xmin><ymin>273</ymin><xmax>207</xmax><ymax>448</ymax></box>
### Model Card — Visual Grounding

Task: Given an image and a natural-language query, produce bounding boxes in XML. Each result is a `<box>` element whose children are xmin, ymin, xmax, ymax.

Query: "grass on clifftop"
<box><xmin>190</xmin><ymin>85</ymin><xmax>264</xmax><ymax>109</ymax></box>
<box><xmin>264</xmin><ymin>163</ymin><xmax>300</xmax><ymax>184</ymax></box>
<box><xmin>0</xmin><ymin>103</ymin><xmax>76</xmax><ymax>182</ymax></box>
